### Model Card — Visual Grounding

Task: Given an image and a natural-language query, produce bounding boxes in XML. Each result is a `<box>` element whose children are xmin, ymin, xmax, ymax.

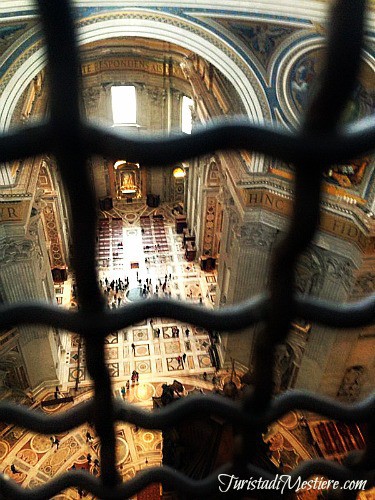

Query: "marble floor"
<box><xmin>63</xmin><ymin>208</ymin><xmax>217</xmax><ymax>390</ymax></box>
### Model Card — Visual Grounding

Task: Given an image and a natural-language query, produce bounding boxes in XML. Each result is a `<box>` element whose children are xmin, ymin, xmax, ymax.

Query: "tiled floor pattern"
<box><xmin>67</xmin><ymin>323</ymin><xmax>213</xmax><ymax>387</ymax></box>
<box><xmin>66</xmin><ymin>214</ymin><xmax>217</xmax><ymax>389</ymax></box>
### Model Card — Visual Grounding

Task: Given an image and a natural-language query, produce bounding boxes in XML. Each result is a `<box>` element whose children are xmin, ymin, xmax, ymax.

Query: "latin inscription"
<box><xmin>81</xmin><ymin>58</ymin><xmax>183</xmax><ymax>78</ymax></box>
<box><xmin>0</xmin><ymin>202</ymin><xmax>28</xmax><ymax>223</ymax></box>
<box><xmin>244</xmin><ymin>190</ymin><xmax>375</xmax><ymax>253</ymax></box>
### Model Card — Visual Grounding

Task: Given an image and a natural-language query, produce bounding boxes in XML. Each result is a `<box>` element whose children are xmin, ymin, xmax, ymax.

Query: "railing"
<box><xmin>0</xmin><ymin>0</ymin><xmax>374</xmax><ymax>498</ymax></box>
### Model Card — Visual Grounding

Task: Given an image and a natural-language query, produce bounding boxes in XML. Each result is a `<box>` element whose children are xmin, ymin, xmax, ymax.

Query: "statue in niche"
<box><xmin>114</xmin><ymin>162</ymin><xmax>141</xmax><ymax>199</ymax></box>
<box><xmin>120</xmin><ymin>171</ymin><xmax>136</xmax><ymax>193</ymax></box>
<box><xmin>323</xmin><ymin>157</ymin><xmax>370</xmax><ymax>189</ymax></box>
<box><xmin>273</xmin><ymin>322</ymin><xmax>310</xmax><ymax>393</ymax></box>
<box><xmin>274</xmin><ymin>343</ymin><xmax>295</xmax><ymax>393</ymax></box>
<box><xmin>337</xmin><ymin>365</ymin><xmax>366</xmax><ymax>402</ymax></box>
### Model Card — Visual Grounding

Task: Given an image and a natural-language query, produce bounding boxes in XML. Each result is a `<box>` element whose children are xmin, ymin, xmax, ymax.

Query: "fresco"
<box><xmin>215</xmin><ymin>20</ymin><xmax>295</xmax><ymax>69</ymax></box>
<box><xmin>288</xmin><ymin>49</ymin><xmax>375</xmax><ymax>192</ymax></box>
<box><xmin>290</xmin><ymin>50</ymin><xmax>321</xmax><ymax>113</ymax></box>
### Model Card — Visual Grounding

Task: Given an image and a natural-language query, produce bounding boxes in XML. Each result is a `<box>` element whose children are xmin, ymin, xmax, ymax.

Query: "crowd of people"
<box><xmin>99</xmin><ymin>269</ymin><xmax>209</xmax><ymax>309</ymax></box>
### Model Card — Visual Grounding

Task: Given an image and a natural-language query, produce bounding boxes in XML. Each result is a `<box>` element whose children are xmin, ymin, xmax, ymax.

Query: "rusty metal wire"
<box><xmin>0</xmin><ymin>0</ymin><xmax>374</xmax><ymax>498</ymax></box>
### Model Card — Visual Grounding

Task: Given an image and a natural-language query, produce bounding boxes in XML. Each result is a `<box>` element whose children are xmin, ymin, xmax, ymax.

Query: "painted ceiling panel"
<box><xmin>213</xmin><ymin>19</ymin><xmax>298</xmax><ymax>70</ymax></box>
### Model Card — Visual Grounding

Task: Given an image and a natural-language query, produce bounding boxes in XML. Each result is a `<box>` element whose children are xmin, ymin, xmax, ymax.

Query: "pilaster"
<box><xmin>222</xmin><ymin>221</ymin><xmax>278</xmax><ymax>367</ymax></box>
<box><xmin>295</xmin><ymin>249</ymin><xmax>356</xmax><ymax>396</ymax></box>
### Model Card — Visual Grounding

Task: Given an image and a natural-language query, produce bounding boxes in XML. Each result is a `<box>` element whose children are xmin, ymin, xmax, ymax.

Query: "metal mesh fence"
<box><xmin>0</xmin><ymin>0</ymin><xmax>374</xmax><ymax>498</ymax></box>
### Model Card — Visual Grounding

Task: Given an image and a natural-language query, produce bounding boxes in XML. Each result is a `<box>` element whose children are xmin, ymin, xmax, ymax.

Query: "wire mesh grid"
<box><xmin>0</xmin><ymin>0</ymin><xmax>374</xmax><ymax>498</ymax></box>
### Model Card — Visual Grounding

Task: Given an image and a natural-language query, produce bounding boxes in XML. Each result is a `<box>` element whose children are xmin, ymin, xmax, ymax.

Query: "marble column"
<box><xmin>0</xmin><ymin>235</ymin><xmax>59</xmax><ymax>394</ymax></box>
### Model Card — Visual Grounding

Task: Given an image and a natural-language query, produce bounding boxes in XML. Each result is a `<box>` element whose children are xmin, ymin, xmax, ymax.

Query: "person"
<box><xmin>203</xmin><ymin>371</ymin><xmax>207</xmax><ymax>381</ymax></box>
<box><xmin>50</xmin><ymin>436</ymin><xmax>55</xmax><ymax>448</ymax></box>
<box><xmin>182</xmin><ymin>353</ymin><xmax>187</xmax><ymax>364</ymax></box>
<box><xmin>54</xmin><ymin>385</ymin><xmax>61</xmax><ymax>399</ymax></box>
<box><xmin>185</xmin><ymin>328</ymin><xmax>190</xmax><ymax>338</ymax></box>
<box><xmin>86</xmin><ymin>431</ymin><xmax>93</xmax><ymax>443</ymax></box>
<box><xmin>131</xmin><ymin>343</ymin><xmax>136</xmax><ymax>355</ymax></box>
<box><xmin>126</xmin><ymin>380</ymin><xmax>130</xmax><ymax>391</ymax></box>
<box><xmin>10</xmin><ymin>464</ymin><xmax>19</xmax><ymax>474</ymax></box>
<box><xmin>121</xmin><ymin>386</ymin><xmax>126</xmax><ymax>398</ymax></box>
<box><xmin>53</xmin><ymin>437</ymin><xmax>60</xmax><ymax>450</ymax></box>
<box><xmin>87</xmin><ymin>453</ymin><xmax>92</xmax><ymax>464</ymax></box>
<box><xmin>177</xmin><ymin>355</ymin><xmax>182</xmax><ymax>367</ymax></box>
<box><xmin>156</xmin><ymin>327</ymin><xmax>160</xmax><ymax>339</ymax></box>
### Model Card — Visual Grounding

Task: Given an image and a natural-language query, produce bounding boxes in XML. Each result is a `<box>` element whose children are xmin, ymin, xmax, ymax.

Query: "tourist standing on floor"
<box><xmin>10</xmin><ymin>464</ymin><xmax>19</xmax><ymax>474</ymax></box>
<box><xmin>131</xmin><ymin>343</ymin><xmax>136</xmax><ymax>355</ymax></box>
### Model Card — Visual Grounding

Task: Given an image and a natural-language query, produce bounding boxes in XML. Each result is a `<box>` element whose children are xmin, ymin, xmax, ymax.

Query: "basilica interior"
<box><xmin>0</xmin><ymin>1</ymin><xmax>374</xmax><ymax>499</ymax></box>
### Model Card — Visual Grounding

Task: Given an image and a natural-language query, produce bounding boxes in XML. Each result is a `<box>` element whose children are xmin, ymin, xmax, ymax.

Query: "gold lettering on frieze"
<box><xmin>0</xmin><ymin>201</ymin><xmax>29</xmax><ymax>223</ymax></box>
<box><xmin>320</xmin><ymin>213</ymin><xmax>373</xmax><ymax>253</ymax></box>
<box><xmin>244</xmin><ymin>190</ymin><xmax>292</xmax><ymax>216</ymax></box>
<box><xmin>244</xmin><ymin>189</ymin><xmax>375</xmax><ymax>254</ymax></box>
<box><xmin>81</xmin><ymin>58</ymin><xmax>175</xmax><ymax>77</ymax></box>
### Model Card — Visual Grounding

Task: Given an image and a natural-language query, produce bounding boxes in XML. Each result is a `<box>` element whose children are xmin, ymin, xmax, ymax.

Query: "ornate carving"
<box><xmin>352</xmin><ymin>272</ymin><xmax>375</xmax><ymax>297</ymax></box>
<box><xmin>295</xmin><ymin>248</ymin><xmax>325</xmax><ymax>295</ymax></box>
<box><xmin>325</xmin><ymin>255</ymin><xmax>353</xmax><ymax>289</ymax></box>
<box><xmin>337</xmin><ymin>365</ymin><xmax>366</xmax><ymax>402</ymax></box>
<box><xmin>274</xmin><ymin>324</ymin><xmax>309</xmax><ymax>393</ymax></box>
<box><xmin>147</xmin><ymin>87</ymin><xmax>167</xmax><ymax>101</ymax></box>
<box><xmin>82</xmin><ymin>86</ymin><xmax>101</xmax><ymax>111</ymax></box>
<box><xmin>239</xmin><ymin>223</ymin><xmax>276</xmax><ymax>249</ymax></box>
<box><xmin>0</xmin><ymin>238</ymin><xmax>35</xmax><ymax>265</ymax></box>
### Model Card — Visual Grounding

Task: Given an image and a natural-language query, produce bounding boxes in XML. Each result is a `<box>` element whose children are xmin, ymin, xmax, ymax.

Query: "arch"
<box><xmin>0</xmin><ymin>10</ymin><xmax>272</xmax><ymax>184</ymax></box>
<box><xmin>204</xmin><ymin>157</ymin><xmax>220</xmax><ymax>188</ymax></box>
<box><xmin>0</xmin><ymin>10</ymin><xmax>269</xmax><ymax>131</ymax></box>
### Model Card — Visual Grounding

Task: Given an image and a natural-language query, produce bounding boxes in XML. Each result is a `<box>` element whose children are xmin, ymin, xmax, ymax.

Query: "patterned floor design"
<box><xmin>65</xmin><ymin>210</ymin><xmax>217</xmax><ymax>389</ymax></box>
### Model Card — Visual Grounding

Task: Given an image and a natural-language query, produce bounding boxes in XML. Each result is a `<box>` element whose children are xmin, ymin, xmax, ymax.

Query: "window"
<box><xmin>181</xmin><ymin>95</ymin><xmax>193</xmax><ymax>134</ymax></box>
<box><xmin>111</xmin><ymin>85</ymin><xmax>137</xmax><ymax>125</ymax></box>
